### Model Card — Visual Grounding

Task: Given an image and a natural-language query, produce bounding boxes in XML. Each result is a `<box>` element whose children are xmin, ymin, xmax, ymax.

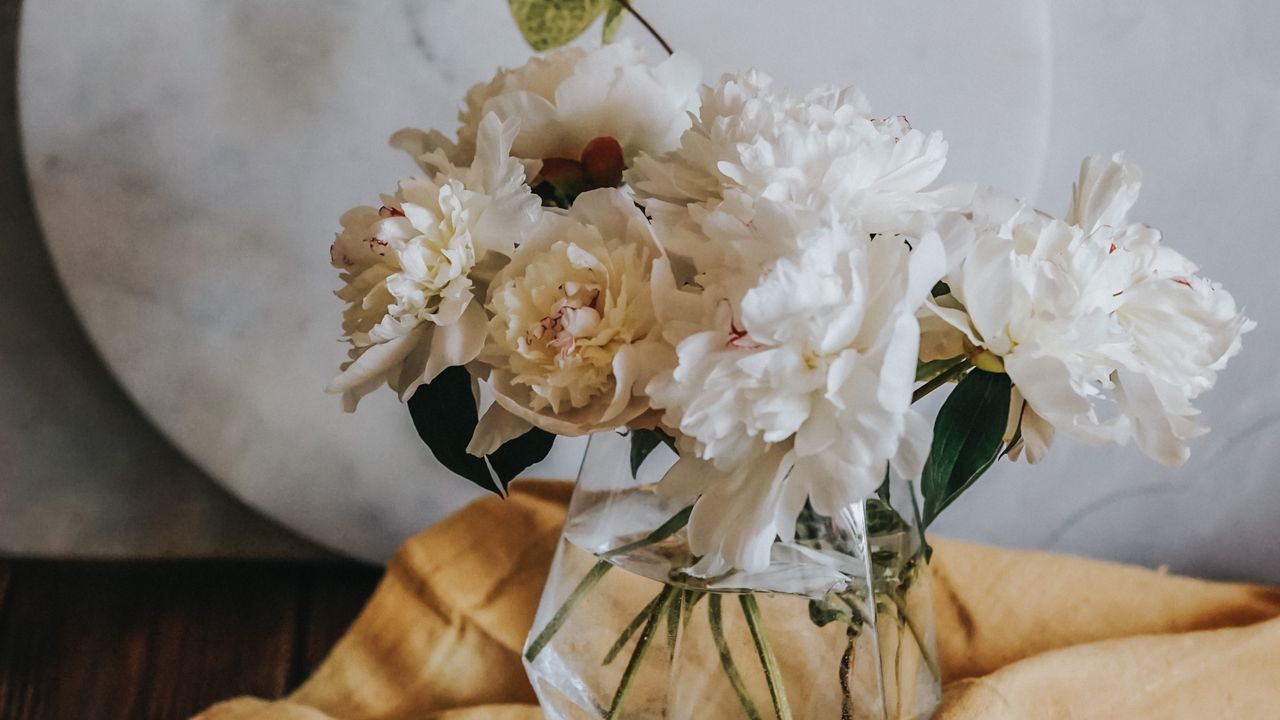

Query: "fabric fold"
<box><xmin>195</xmin><ymin>482</ymin><xmax>1280</xmax><ymax>720</ymax></box>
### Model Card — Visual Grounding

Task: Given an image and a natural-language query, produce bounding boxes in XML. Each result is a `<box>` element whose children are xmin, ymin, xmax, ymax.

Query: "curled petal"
<box><xmin>467</xmin><ymin>403</ymin><xmax>535</xmax><ymax>457</ymax></box>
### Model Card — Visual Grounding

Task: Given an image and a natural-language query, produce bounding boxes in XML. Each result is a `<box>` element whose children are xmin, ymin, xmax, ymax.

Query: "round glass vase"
<box><xmin>524</xmin><ymin>432</ymin><xmax>941</xmax><ymax>720</ymax></box>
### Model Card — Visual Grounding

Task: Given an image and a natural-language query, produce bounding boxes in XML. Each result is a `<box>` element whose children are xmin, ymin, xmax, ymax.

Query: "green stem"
<box><xmin>602</xmin><ymin>593</ymin><xmax>662</xmax><ymax>665</ymax></box>
<box><xmin>710</xmin><ymin>594</ymin><xmax>764</xmax><ymax>720</ymax></box>
<box><xmin>666</xmin><ymin>588</ymin><xmax>683</xmax><ymax>660</ymax></box>
<box><xmin>682</xmin><ymin>589</ymin><xmax>706</xmax><ymax>628</ymax></box>
<box><xmin>912</xmin><ymin>357</ymin><xmax>971</xmax><ymax>404</ymax></box>
<box><xmin>607</xmin><ymin>586</ymin><xmax>676</xmax><ymax>720</ymax></box>
<box><xmin>529</xmin><ymin>506</ymin><xmax>692</xmax><ymax>663</ymax></box>
<box><xmin>906</xmin><ymin>479</ymin><xmax>933</xmax><ymax>559</ymax></box>
<box><xmin>740</xmin><ymin>594</ymin><xmax>793</xmax><ymax>720</ymax></box>
<box><xmin>602</xmin><ymin>505</ymin><xmax>693</xmax><ymax>558</ymax></box>
<box><xmin>896</xmin><ymin>595</ymin><xmax>941</xmax><ymax>682</ymax></box>
<box><xmin>525</xmin><ymin>559</ymin><xmax>612</xmax><ymax>662</ymax></box>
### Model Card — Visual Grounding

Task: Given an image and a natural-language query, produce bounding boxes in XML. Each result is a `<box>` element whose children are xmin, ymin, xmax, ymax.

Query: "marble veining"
<box><xmin>21</xmin><ymin>1</ymin><xmax>1279</xmax><ymax>580</ymax></box>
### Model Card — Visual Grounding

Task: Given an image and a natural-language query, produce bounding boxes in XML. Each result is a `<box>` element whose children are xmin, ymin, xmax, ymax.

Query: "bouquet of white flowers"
<box><xmin>327</xmin><ymin>5</ymin><xmax>1252</xmax><ymax>718</ymax></box>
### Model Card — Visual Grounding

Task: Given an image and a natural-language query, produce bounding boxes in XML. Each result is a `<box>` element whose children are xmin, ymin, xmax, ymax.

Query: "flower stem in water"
<box><xmin>529</xmin><ymin>506</ymin><xmax>692</xmax><ymax>663</ymax></box>
<box><xmin>666</xmin><ymin>589</ymin><xmax>684</xmax><ymax>660</ymax></box>
<box><xmin>606</xmin><ymin>585</ymin><xmax>676</xmax><ymax>719</ymax></box>
<box><xmin>602</xmin><ymin>592</ymin><xmax>662</xmax><ymax>665</ymax></box>
<box><xmin>601</xmin><ymin>505</ymin><xmax>693</xmax><ymax>558</ymax></box>
<box><xmin>710</xmin><ymin>594</ymin><xmax>764</xmax><ymax>720</ymax></box>
<box><xmin>740</xmin><ymin>594</ymin><xmax>793</xmax><ymax>720</ymax></box>
<box><xmin>525</xmin><ymin>559</ymin><xmax>612</xmax><ymax>662</ymax></box>
<box><xmin>897</xmin><ymin>594</ymin><xmax>941</xmax><ymax>682</ymax></box>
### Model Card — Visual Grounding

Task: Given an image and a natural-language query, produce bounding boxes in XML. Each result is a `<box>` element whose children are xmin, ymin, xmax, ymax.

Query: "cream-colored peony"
<box><xmin>392</xmin><ymin>40</ymin><xmax>700</xmax><ymax>173</ymax></box>
<box><xmin>925</xmin><ymin>155</ymin><xmax>1254</xmax><ymax>465</ymax></box>
<box><xmin>327</xmin><ymin>114</ymin><xmax>542</xmax><ymax>411</ymax></box>
<box><xmin>467</xmin><ymin>189</ymin><xmax>670</xmax><ymax>454</ymax></box>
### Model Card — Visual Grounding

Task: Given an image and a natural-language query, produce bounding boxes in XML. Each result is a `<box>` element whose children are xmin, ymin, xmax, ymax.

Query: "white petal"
<box><xmin>467</xmin><ymin>403</ymin><xmax>535</xmax><ymax>457</ymax></box>
<box><xmin>1068</xmin><ymin>153</ymin><xmax>1141</xmax><ymax>232</ymax></box>
<box><xmin>891</xmin><ymin>410</ymin><xmax>932</xmax><ymax>480</ymax></box>
<box><xmin>1019</xmin><ymin>403</ymin><xmax>1055</xmax><ymax>464</ymax></box>
<box><xmin>399</xmin><ymin>299</ymin><xmax>487</xmax><ymax>401</ymax></box>
<box><xmin>326</xmin><ymin>329</ymin><xmax>423</xmax><ymax>410</ymax></box>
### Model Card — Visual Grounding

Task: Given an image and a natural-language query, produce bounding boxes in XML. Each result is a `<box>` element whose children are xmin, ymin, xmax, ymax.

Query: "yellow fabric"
<box><xmin>195</xmin><ymin>482</ymin><xmax>1280</xmax><ymax>720</ymax></box>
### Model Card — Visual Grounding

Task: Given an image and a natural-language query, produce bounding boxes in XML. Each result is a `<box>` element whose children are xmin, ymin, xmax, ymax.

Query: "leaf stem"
<box><xmin>525</xmin><ymin>559</ymin><xmax>612</xmax><ymax>662</ymax></box>
<box><xmin>615</xmin><ymin>0</ymin><xmax>674</xmax><ymax>55</ymax></box>
<box><xmin>602</xmin><ymin>505</ymin><xmax>692</xmax><ymax>558</ymax></box>
<box><xmin>906</xmin><ymin>479</ymin><xmax>932</xmax><ymax>561</ymax></box>
<box><xmin>527</xmin><ymin>507</ymin><xmax>691</xmax><ymax>665</ymax></box>
<box><xmin>897</xmin><ymin>595</ymin><xmax>941</xmax><ymax>682</ymax></box>
<box><xmin>607</xmin><ymin>585</ymin><xmax>676</xmax><ymax>719</ymax></box>
<box><xmin>710</xmin><ymin>594</ymin><xmax>764</xmax><ymax>720</ymax></box>
<box><xmin>666</xmin><ymin>588</ymin><xmax>683</xmax><ymax>660</ymax></box>
<box><xmin>602</xmin><ymin>593</ymin><xmax>662</xmax><ymax>665</ymax></box>
<box><xmin>740</xmin><ymin>594</ymin><xmax>793</xmax><ymax>720</ymax></box>
<box><xmin>912</xmin><ymin>358</ymin><xmax>971</xmax><ymax>404</ymax></box>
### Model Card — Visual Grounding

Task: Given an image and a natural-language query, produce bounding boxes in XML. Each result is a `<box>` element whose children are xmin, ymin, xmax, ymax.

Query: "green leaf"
<box><xmin>628</xmin><ymin>428</ymin><xmax>675</xmax><ymax>477</ymax></box>
<box><xmin>920</xmin><ymin>369</ymin><xmax>1012</xmax><ymax>526</ymax></box>
<box><xmin>407</xmin><ymin>366</ymin><xmax>556</xmax><ymax>495</ymax></box>
<box><xmin>602</xmin><ymin>1</ymin><xmax>625</xmax><ymax>42</ymax></box>
<box><xmin>508</xmin><ymin>0</ymin><xmax>613</xmax><ymax>51</ymax></box>
<box><xmin>407</xmin><ymin>366</ymin><xmax>492</xmax><ymax>490</ymax></box>
<box><xmin>489</xmin><ymin>427</ymin><xmax>556</xmax><ymax>490</ymax></box>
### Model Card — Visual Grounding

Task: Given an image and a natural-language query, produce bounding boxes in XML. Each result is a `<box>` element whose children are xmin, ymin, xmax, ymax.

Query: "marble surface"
<box><xmin>929</xmin><ymin>1</ymin><xmax>1280</xmax><ymax>584</ymax></box>
<box><xmin>0</xmin><ymin>0</ymin><xmax>323</xmax><ymax>559</ymax></box>
<box><xmin>14</xmin><ymin>1</ymin><xmax>1280</xmax><ymax>580</ymax></box>
<box><xmin>17</xmin><ymin>0</ymin><xmax>1051</xmax><ymax>563</ymax></box>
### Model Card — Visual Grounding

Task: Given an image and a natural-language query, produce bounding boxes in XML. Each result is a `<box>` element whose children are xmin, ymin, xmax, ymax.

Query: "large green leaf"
<box><xmin>489</xmin><ymin>426</ymin><xmax>556</xmax><ymax>489</ymax></box>
<box><xmin>920</xmin><ymin>369</ymin><xmax>1012</xmax><ymax>526</ymax></box>
<box><xmin>407</xmin><ymin>366</ymin><xmax>490</xmax><ymax>488</ymax></box>
<box><xmin>407</xmin><ymin>366</ymin><xmax>555</xmax><ymax>495</ymax></box>
<box><xmin>508</xmin><ymin>0</ymin><xmax>616</xmax><ymax>51</ymax></box>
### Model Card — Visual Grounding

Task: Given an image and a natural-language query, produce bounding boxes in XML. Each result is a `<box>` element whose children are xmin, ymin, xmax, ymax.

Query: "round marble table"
<box><xmin>19</xmin><ymin>1</ymin><xmax>1280</xmax><ymax>579</ymax></box>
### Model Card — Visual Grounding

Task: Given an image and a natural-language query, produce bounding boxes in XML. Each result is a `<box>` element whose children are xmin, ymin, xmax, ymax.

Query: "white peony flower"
<box><xmin>627</xmin><ymin>70</ymin><xmax>952</xmax><ymax>240</ymax></box>
<box><xmin>927</xmin><ymin>155</ymin><xmax>1253</xmax><ymax>465</ymax></box>
<box><xmin>647</xmin><ymin>211</ymin><xmax>946</xmax><ymax>575</ymax></box>
<box><xmin>468</xmin><ymin>188</ymin><xmax>671</xmax><ymax>453</ymax></box>
<box><xmin>392</xmin><ymin>40</ymin><xmax>700</xmax><ymax>172</ymax></box>
<box><xmin>626</xmin><ymin>71</ymin><xmax>958</xmax><ymax>575</ymax></box>
<box><xmin>327</xmin><ymin>114</ymin><xmax>542</xmax><ymax>410</ymax></box>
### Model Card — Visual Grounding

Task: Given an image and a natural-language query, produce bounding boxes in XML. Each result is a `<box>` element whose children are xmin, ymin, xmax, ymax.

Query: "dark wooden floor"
<box><xmin>0</xmin><ymin>559</ymin><xmax>381</xmax><ymax>719</ymax></box>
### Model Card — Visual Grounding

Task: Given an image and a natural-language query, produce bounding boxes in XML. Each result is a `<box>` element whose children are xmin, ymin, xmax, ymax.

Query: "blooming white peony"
<box><xmin>392</xmin><ymin>40</ymin><xmax>700</xmax><ymax>172</ymax></box>
<box><xmin>647</xmin><ymin>211</ymin><xmax>946</xmax><ymax>575</ymax></box>
<box><xmin>627</xmin><ymin>70</ymin><xmax>952</xmax><ymax>242</ymax></box>
<box><xmin>468</xmin><ymin>188</ymin><xmax>671</xmax><ymax>453</ymax></box>
<box><xmin>327</xmin><ymin>113</ymin><xmax>542</xmax><ymax>410</ymax></box>
<box><xmin>625</xmin><ymin>71</ymin><xmax>960</xmax><ymax>575</ymax></box>
<box><xmin>926</xmin><ymin>155</ymin><xmax>1253</xmax><ymax>465</ymax></box>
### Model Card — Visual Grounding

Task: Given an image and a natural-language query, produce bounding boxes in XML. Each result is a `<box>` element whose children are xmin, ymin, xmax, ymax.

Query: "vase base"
<box><xmin>526</xmin><ymin>537</ymin><xmax>941</xmax><ymax>720</ymax></box>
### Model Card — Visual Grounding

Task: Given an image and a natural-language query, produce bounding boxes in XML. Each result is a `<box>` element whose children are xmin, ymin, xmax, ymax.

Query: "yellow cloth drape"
<box><xmin>195</xmin><ymin>482</ymin><xmax>1280</xmax><ymax>719</ymax></box>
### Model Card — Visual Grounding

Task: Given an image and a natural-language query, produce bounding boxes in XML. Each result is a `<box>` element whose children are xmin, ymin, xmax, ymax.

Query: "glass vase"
<box><xmin>524</xmin><ymin>432</ymin><xmax>941</xmax><ymax>719</ymax></box>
